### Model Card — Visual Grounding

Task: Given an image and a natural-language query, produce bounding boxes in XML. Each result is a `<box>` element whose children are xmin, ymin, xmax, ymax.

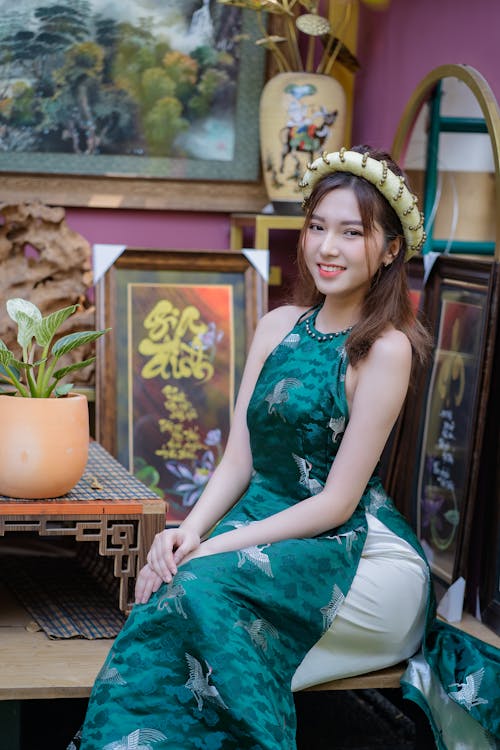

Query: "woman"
<box><xmin>74</xmin><ymin>147</ymin><xmax>498</xmax><ymax>750</ymax></box>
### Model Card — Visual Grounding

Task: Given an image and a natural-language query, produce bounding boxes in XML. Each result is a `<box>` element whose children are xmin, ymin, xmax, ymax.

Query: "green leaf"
<box><xmin>52</xmin><ymin>356</ymin><xmax>96</xmax><ymax>380</ymax></box>
<box><xmin>14</xmin><ymin>311</ymin><xmax>40</xmax><ymax>351</ymax></box>
<box><xmin>7</xmin><ymin>299</ymin><xmax>42</xmax><ymax>351</ymax></box>
<box><xmin>0</xmin><ymin>348</ymin><xmax>14</xmax><ymax>367</ymax></box>
<box><xmin>35</xmin><ymin>305</ymin><xmax>78</xmax><ymax>347</ymax></box>
<box><xmin>52</xmin><ymin>329</ymin><xmax>110</xmax><ymax>358</ymax></box>
<box><xmin>53</xmin><ymin>383</ymin><xmax>74</xmax><ymax>397</ymax></box>
<box><xmin>0</xmin><ymin>352</ymin><xmax>32</xmax><ymax>370</ymax></box>
<box><xmin>6</xmin><ymin>298</ymin><xmax>42</xmax><ymax>324</ymax></box>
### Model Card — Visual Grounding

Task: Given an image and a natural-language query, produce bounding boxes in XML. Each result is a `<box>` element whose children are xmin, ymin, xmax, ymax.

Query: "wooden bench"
<box><xmin>1</xmin><ymin>581</ymin><xmax>498</xmax><ymax>748</ymax></box>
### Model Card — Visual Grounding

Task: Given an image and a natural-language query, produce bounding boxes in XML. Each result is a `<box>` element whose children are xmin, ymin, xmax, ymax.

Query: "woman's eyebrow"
<box><xmin>310</xmin><ymin>213</ymin><xmax>363</xmax><ymax>226</ymax></box>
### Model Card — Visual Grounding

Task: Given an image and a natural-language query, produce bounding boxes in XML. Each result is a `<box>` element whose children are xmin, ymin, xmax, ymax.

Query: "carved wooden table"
<box><xmin>0</xmin><ymin>441</ymin><xmax>166</xmax><ymax>613</ymax></box>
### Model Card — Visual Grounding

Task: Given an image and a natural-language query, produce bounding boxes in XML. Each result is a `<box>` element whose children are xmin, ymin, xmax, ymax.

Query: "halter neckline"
<box><xmin>304</xmin><ymin>307</ymin><xmax>353</xmax><ymax>342</ymax></box>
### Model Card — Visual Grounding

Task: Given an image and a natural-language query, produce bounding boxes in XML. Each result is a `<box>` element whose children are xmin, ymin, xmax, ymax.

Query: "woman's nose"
<box><xmin>319</xmin><ymin>232</ymin><xmax>340</xmax><ymax>256</ymax></box>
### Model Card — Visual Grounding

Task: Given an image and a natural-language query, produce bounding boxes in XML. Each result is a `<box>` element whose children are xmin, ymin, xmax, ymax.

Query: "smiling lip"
<box><xmin>317</xmin><ymin>263</ymin><xmax>345</xmax><ymax>278</ymax></box>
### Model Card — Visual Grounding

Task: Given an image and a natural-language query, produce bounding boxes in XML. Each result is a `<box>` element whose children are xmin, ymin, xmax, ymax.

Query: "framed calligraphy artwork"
<box><xmin>95</xmin><ymin>248</ymin><xmax>267</xmax><ymax>523</ymax></box>
<box><xmin>391</xmin><ymin>256</ymin><xmax>499</xmax><ymax>591</ymax></box>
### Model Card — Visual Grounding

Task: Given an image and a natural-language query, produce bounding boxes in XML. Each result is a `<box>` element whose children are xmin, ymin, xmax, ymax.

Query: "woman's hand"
<box><xmin>147</xmin><ymin>526</ymin><xmax>201</xmax><ymax>582</ymax></box>
<box><xmin>135</xmin><ymin>563</ymin><xmax>163</xmax><ymax>605</ymax></box>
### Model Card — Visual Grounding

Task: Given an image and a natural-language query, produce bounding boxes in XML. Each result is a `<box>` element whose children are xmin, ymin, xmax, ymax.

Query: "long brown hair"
<box><xmin>294</xmin><ymin>146</ymin><xmax>432</xmax><ymax>367</ymax></box>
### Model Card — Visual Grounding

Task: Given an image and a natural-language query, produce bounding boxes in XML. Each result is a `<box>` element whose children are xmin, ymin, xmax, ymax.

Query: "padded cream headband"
<box><xmin>299</xmin><ymin>148</ymin><xmax>426</xmax><ymax>260</ymax></box>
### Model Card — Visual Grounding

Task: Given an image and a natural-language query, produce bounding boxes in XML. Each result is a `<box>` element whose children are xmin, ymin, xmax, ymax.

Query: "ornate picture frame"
<box><xmin>95</xmin><ymin>247</ymin><xmax>267</xmax><ymax>523</ymax></box>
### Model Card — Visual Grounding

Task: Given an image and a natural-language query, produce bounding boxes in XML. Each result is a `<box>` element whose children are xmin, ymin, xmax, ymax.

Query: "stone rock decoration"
<box><xmin>0</xmin><ymin>202</ymin><xmax>95</xmax><ymax>387</ymax></box>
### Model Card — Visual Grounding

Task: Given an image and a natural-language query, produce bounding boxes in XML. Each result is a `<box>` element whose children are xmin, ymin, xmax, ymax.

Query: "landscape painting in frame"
<box><xmin>96</xmin><ymin>249</ymin><xmax>266</xmax><ymax>524</ymax></box>
<box><xmin>0</xmin><ymin>0</ymin><xmax>264</xmax><ymax>180</ymax></box>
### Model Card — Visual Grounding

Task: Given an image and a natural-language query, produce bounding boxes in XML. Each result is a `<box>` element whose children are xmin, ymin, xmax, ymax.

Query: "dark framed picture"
<box><xmin>0</xmin><ymin>2</ymin><xmax>265</xmax><ymax>209</ymax></box>
<box><xmin>407</xmin><ymin>255</ymin><xmax>426</xmax><ymax>315</ymax></box>
<box><xmin>478</xmin><ymin>450</ymin><xmax>500</xmax><ymax>634</ymax></box>
<box><xmin>95</xmin><ymin>247</ymin><xmax>267</xmax><ymax>523</ymax></box>
<box><xmin>389</xmin><ymin>256</ymin><xmax>499</xmax><ymax>589</ymax></box>
<box><xmin>474</xmin><ymin>292</ymin><xmax>500</xmax><ymax>634</ymax></box>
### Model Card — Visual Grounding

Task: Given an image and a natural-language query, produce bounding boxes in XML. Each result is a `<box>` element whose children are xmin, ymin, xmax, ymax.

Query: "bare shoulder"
<box><xmin>367</xmin><ymin>327</ymin><xmax>412</xmax><ymax>368</ymax></box>
<box><xmin>346</xmin><ymin>328</ymin><xmax>412</xmax><ymax>405</ymax></box>
<box><xmin>253</xmin><ymin>305</ymin><xmax>308</xmax><ymax>356</ymax></box>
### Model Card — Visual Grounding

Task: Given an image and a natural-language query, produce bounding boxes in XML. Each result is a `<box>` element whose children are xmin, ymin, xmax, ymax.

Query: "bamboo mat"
<box><xmin>0</xmin><ymin>553</ymin><xmax>125</xmax><ymax>639</ymax></box>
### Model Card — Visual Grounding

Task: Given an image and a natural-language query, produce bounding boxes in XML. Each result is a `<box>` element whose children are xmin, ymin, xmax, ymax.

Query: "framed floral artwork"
<box><xmin>95</xmin><ymin>247</ymin><xmax>267</xmax><ymax>523</ymax></box>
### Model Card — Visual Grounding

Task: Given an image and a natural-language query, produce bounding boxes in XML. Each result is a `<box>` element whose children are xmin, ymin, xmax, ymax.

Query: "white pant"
<box><xmin>292</xmin><ymin>512</ymin><xmax>428</xmax><ymax>691</ymax></box>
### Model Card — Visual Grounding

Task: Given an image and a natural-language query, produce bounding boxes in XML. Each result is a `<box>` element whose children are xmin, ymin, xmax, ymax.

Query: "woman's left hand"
<box><xmin>135</xmin><ymin>563</ymin><xmax>164</xmax><ymax>605</ymax></box>
<box><xmin>135</xmin><ymin>541</ymin><xmax>218</xmax><ymax>605</ymax></box>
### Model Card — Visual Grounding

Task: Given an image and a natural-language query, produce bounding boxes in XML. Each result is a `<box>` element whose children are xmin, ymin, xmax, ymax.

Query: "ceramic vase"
<box><xmin>259</xmin><ymin>72</ymin><xmax>347</xmax><ymax>214</ymax></box>
<box><xmin>0</xmin><ymin>392</ymin><xmax>89</xmax><ymax>499</ymax></box>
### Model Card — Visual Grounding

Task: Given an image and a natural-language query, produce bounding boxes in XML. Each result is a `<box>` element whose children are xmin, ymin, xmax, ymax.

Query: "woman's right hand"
<box><xmin>146</xmin><ymin>526</ymin><xmax>201</xmax><ymax>582</ymax></box>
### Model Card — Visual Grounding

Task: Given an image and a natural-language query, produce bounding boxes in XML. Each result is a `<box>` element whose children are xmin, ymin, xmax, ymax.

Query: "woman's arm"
<box><xmin>145</xmin><ymin>305</ymin><xmax>304</xmax><ymax>582</ymax></box>
<box><xmin>183</xmin><ymin>328</ymin><xmax>412</xmax><ymax>559</ymax></box>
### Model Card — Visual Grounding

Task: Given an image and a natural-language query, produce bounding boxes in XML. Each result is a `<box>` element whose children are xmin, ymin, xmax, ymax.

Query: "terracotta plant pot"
<box><xmin>259</xmin><ymin>72</ymin><xmax>346</xmax><ymax>214</ymax></box>
<box><xmin>0</xmin><ymin>392</ymin><xmax>89</xmax><ymax>499</ymax></box>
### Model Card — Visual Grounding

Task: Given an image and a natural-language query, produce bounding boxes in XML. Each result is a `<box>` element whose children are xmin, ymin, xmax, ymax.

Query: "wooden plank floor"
<box><xmin>0</xmin><ymin>583</ymin><xmax>112</xmax><ymax>700</ymax></box>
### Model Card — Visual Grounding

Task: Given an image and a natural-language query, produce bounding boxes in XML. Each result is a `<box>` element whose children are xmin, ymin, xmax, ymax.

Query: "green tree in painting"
<box><xmin>0</xmin><ymin>4</ymin><xmax>91</xmax><ymax>142</ymax></box>
<box><xmin>188</xmin><ymin>67</ymin><xmax>230</xmax><ymax>120</ymax></box>
<box><xmin>43</xmin><ymin>41</ymin><xmax>134</xmax><ymax>155</ymax></box>
<box><xmin>144</xmin><ymin>96</ymin><xmax>188</xmax><ymax>155</ymax></box>
<box><xmin>0</xmin><ymin>2</ymin><xmax>244</xmax><ymax>159</ymax></box>
<box><xmin>0</xmin><ymin>4</ymin><xmax>89</xmax><ymax>78</ymax></box>
<box><xmin>52</xmin><ymin>41</ymin><xmax>104</xmax><ymax>153</ymax></box>
<box><xmin>0</xmin><ymin>4</ymin><xmax>138</xmax><ymax>155</ymax></box>
<box><xmin>112</xmin><ymin>27</ymin><xmax>201</xmax><ymax>155</ymax></box>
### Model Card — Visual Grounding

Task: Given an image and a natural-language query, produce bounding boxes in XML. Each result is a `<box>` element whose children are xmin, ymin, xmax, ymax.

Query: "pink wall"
<box><xmin>353</xmin><ymin>0</ymin><xmax>500</xmax><ymax>150</ymax></box>
<box><xmin>64</xmin><ymin>0</ymin><xmax>500</xmax><ymax>249</ymax></box>
<box><xmin>66</xmin><ymin>208</ymin><xmax>231</xmax><ymax>251</ymax></box>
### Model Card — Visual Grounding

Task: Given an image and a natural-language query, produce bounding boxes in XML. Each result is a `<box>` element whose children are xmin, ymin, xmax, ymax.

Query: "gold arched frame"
<box><xmin>391</xmin><ymin>63</ymin><xmax>500</xmax><ymax>259</ymax></box>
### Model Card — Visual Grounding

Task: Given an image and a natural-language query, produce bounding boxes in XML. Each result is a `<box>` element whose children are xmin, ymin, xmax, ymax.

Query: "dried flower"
<box><xmin>217</xmin><ymin>0</ymin><xmax>362</xmax><ymax>75</ymax></box>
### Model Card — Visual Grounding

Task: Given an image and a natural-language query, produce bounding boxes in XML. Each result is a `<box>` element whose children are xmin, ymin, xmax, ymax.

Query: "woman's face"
<box><xmin>303</xmin><ymin>187</ymin><xmax>394</xmax><ymax>306</ymax></box>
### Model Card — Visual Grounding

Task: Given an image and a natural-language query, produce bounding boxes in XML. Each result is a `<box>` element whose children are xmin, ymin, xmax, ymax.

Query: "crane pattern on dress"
<box><xmin>103</xmin><ymin>728</ymin><xmax>168</xmax><ymax>750</ymax></box>
<box><xmin>234</xmin><ymin>617</ymin><xmax>280</xmax><ymax>653</ymax></box>
<box><xmin>96</xmin><ymin>660</ymin><xmax>127</xmax><ymax>686</ymax></box>
<box><xmin>157</xmin><ymin>571</ymin><xmax>197</xmax><ymax>619</ymax></box>
<box><xmin>448</xmin><ymin>668</ymin><xmax>489</xmax><ymax>710</ymax></box>
<box><xmin>184</xmin><ymin>653</ymin><xmax>228</xmax><ymax>712</ymax></box>
<box><xmin>237</xmin><ymin>543</ymin><xmax>274</xmax><ymax>577</ymax></box>
<box><xmin>264</xmin><ymin>377</ymin><xmax>302</xmax><ymax>415</ymax></box>
<box><xmin>292</xmin><ymin>453</ymin><xmax>323</xmax><ymax>494</ymax></box>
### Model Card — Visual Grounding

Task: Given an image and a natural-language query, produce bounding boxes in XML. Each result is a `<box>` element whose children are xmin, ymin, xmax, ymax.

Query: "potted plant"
<box><xmin>0</xmin><ymin>298</ymin><xmax>109</xmax><ymax>499</ymax></box>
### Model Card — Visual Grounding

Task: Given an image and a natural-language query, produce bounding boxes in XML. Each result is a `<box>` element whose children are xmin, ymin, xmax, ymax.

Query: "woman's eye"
<box><xmin>309</xmin><ymin>222</ymin><xmax>323</xmax><ymax>232</ymax></box>
<box><xmin>345</xmin><ymin>229</ymin><xmax>362</xmax><ymax>237</ymax></box>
